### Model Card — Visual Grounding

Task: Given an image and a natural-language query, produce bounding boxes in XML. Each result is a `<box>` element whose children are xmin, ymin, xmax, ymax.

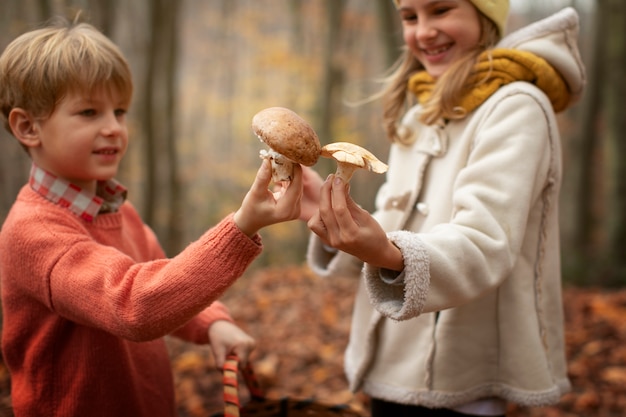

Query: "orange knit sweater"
<box><xmin>0</xmin><ymin>185</ymin><xmax>263</xmax><ymax>416</ymax></box>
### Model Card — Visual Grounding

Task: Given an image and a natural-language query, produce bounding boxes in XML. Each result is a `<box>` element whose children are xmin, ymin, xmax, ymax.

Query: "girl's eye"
<box><xmin>400</xmin><ymin>12</ymin><xmax>417</xmax><ymax>23</ymax></box>
<box><xmin>114</xmin><ymin>109</ymin><xmax>127</xmax><ymax>117</ymax></box>
<box><xmin>433</xmin><ymin>6</ymin><xmax>451</xmax><ymax>15</ymax></box>
<box><xmin>80</xmin><ymin>109</ymin><xmax>96</xmax><ymax>117</ymax></box>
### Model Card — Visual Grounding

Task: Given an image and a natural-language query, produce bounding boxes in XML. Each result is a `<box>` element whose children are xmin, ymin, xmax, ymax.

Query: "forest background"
<box><xmin>1</xmin><ymin>0</ymin><xmax>626</xmax><ymax>416</ymax></box>
<box><xmin>2</xmin><ymin>0</ymin><xmax>625</xmax><ymax>286</ymax></box>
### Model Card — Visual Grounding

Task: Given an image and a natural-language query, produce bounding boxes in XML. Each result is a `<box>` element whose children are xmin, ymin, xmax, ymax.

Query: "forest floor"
<box><xmin>0</xmin><ymin>265</ymin><xmax>625</xmax><ymax>416</ymax></box>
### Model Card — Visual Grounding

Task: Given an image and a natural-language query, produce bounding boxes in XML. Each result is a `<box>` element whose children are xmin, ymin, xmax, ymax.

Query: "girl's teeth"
<box><xmin>426</xmin><ymin>46</ymin><xmax>449</xmax><ymax>55</ymax></box>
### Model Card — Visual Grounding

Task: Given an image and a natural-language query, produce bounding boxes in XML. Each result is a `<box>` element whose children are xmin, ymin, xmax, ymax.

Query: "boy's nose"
<box><xmin>101</xmin><ymin>114</ymin><xmax>124</xmax><ymax>136</ymax></box>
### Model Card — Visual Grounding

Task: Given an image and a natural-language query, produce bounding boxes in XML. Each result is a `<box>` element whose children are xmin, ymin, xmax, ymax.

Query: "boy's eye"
<box><xmin>80</xmin><ymin>109</ymin><xmax>96</xmax><ymax>117</ymax></box>
<box><xmin>114</xmin><ymin>108</ymin><xmax>127</xmax><ymax>117</ymax></box>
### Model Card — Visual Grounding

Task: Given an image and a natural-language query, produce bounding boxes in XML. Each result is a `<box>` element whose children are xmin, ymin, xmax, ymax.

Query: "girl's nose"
<box><xmin>416</xmin><ymin>19</ymin><xmax>437</xmax><ymax>42</ymax></box>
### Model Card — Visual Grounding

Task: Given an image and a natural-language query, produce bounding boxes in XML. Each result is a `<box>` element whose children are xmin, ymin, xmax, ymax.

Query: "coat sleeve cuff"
<box><xmin>364</xmin><ymin>230</ymin><xmax>430</xmax><ymax>321</ymax></box>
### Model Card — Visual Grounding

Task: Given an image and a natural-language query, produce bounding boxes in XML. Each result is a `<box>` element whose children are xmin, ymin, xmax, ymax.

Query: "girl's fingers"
<box><xmin>329</xmin><ymin>176</ymin><xmax>361</xmax><ymax>239</ymax></box>
<box><xmin>317</xmin><ymin>175</ymin><xmax>338</xmax><ymax>232</ymax></box>
<box><xmin>307</xmin><ymin>212</ymin><xmax>328</xmax><ymax>240</ymax></box>
<box><xmin>330</xmin><ymin>176</ymin><xmax>350</xmax><ymax>221</ymax></box>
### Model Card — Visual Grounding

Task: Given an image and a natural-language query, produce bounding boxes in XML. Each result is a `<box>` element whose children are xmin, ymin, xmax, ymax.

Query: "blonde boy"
<box><xmin>0</xmin><ymin>18</ymin><xmax>302</xmax><ymax>416</ymax></box>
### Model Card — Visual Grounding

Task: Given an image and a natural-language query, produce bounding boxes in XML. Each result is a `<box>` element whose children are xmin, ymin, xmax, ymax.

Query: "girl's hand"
<box><xmin>308</xmin><ymin>175</ymin><xmax>404</xmax><ymax>272</ymax></box>
<box><xmin>208</xmin><ymin>320</ymin><xmax>256</xmax><ymax>368</ymax></box>
<box><xmin>234</xmin><ymin>159</ymin><xmax>303</xmax><ymax>236</ymax></box>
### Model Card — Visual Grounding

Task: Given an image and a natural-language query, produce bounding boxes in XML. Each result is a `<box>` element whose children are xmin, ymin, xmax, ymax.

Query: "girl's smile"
<box><xmin>422</xmin><ymin>43</ymin><xmax>452</xmax><ymax>57</ymax></box>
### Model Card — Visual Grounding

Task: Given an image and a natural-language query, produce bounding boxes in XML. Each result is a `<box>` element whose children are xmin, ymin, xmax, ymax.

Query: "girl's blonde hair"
<box><xmin>382</xmin><ymin>13</ymin><xmax>500</xmax><ymax>143</ymax></box>
<box><xmin>0</xmin><ymin>17</ymin><xmax>133</xmax><ymax>134</ymax></box>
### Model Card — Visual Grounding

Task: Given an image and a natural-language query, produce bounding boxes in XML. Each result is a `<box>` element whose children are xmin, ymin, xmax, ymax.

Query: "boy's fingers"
<box><xmin>277</xmin><ymin>165</ymin><xmax>303</xmax><ymax>210</ymax></box>
<box><xmin>290</xmin><ymin>164</ymin><xmax>303</xmax><ymax>186</ymax></box>
<box><xmin>281</xmin><ymin>165</ymin><xmax>302</xmax><ymax>196</ymax></box>
<box><xmin>233</xmin><ymin>345</ymin><xmax>254</xmax><ymax>367</ymax></box>
<box><xmin>213</xmin><ymin>347</ymin><xmax>226</xmax><ymax>368</ymax></box>
<box><xmin>254</xmin><ymin>159</ymin><xmax>272</xmax><ymax>191</ymax></box>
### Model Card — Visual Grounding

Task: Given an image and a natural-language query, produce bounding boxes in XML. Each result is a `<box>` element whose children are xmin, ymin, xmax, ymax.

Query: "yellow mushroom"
<box><xmin>320</xmin><ymin>142</ymin><xmax>388</xmax><ymax>182</ymax></box>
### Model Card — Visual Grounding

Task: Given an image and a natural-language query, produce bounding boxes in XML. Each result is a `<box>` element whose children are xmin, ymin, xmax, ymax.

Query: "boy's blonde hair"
<box><xmin>0</xmin><ymin>18</ymin><xmax>133</xmax><ymax>135</ymax></box>
<box><xmin>382</xmin><ymin>11</ymin><xmax>501</xmax><ymax>143</ymax></box>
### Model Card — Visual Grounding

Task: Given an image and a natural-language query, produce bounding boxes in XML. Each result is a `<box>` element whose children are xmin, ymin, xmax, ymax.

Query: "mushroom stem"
<box><xmin>335</xmin><ymin>163</ymin><xmax>358</xmax><ymax>183</ymax></box>
<box><xmin>259</xmin><ymin>149</ymin><xmax>294</xmax><ymax>182</ymax></box>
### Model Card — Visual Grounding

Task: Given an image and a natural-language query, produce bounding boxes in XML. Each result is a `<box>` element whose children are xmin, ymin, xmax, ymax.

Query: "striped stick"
<box><xmin>223</xmin><ymin>355</ymin><xmax>241</xmax><ymax>417</ymax></box>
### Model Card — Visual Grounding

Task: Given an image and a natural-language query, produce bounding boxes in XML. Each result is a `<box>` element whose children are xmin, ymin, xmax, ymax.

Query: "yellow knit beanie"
<box><xmin>394</xmin><ymin>0</ymin><xmax>510</xmax><ymax>36</ymax></box>
<box><xmin>470</xmin><ymin>0</ymin><xmax>509</xmax><ymax>35</ymax></box>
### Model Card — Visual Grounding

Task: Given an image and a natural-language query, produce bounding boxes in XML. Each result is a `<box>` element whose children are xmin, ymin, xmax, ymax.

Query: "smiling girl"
<box><xmin>301</xmin><ymin>1</ymin><xmax>586</xmax><ymax>416</ymax></box>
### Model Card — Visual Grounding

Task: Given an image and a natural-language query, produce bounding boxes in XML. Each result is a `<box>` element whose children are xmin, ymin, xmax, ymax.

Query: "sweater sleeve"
<box><xmin>3</xmin><ymin>202</ymin><xmax>262</xmax><ymax>342</ymax></box>
<box><xmin>170</xmin><ymin>301</ymin><xmax>233</xmax><ymax>344</ymax></box>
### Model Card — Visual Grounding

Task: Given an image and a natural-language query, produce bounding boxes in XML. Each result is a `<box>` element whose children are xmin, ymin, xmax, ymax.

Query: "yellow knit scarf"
<box><xmin>408</xmin><ymin>49</ymin><xmax>570</xmax><ymax>115</ymax></box>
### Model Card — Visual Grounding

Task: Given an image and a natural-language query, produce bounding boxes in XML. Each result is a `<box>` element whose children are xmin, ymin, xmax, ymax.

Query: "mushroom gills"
<box><xmin>259</xmin><ymin>148</ymin><xmax>295</xmax><ymax>182</ymax></box>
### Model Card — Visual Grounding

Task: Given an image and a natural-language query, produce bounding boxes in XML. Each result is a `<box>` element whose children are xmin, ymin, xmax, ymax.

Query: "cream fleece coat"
<box><xmin>308</xmin><ymin>8</ymin><xmax>585</xmax><ymax>409</ymax></box>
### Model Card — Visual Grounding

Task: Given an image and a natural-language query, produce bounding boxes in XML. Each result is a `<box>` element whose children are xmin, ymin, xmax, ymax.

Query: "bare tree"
<box><xmin>317</xmin><ymin>0</ymin><xmax>347</xmax><ymax>145</ymax></box>
<box><xmin>142</xmin><ymin>0</ymin><xmax>183</xmax><ymax>255</ymax></box>
<box><xmin>375</xmin><ymin>0</ymin><xmax>403</xmax><ymax>67</ymax></box>
<box><xmin>570</xmin><ymin>0</ymin><xmax>626</xmax><ymax>285</ymax></box>
<box><xmin>603</xmin><ymin>0</ymin><xmax>626</xmax><ymax>283</ymax></box>
<box><xmin>81</xmin><ymin>0</ymin><xmax>118</xmax><ymax>35</ymax></box>
<box><xmin>572</xmin><ymin>3</ymin><xmax>603</xmax><ymax>271</ymax></box>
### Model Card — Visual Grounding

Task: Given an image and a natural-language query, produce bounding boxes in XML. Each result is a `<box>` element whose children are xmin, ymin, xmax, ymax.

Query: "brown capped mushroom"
<box><xmin>320</xmin><ymin>142</ymin><xmax>388</xmax><ymax>182</ymax></box>
<box><xmin>252</xmin><ymin>107</ymin><xmax>321</xmax><ymax>182</ymax></box>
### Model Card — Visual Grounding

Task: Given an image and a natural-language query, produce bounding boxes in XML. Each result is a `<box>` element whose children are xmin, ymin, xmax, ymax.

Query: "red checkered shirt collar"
<box><xmin>29</xmin><ymin>163</ymin><xmax>128</xmax><ymax>222</ymax></box>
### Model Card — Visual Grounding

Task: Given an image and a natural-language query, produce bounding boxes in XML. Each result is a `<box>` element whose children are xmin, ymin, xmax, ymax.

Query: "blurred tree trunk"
<box><xmin>287</xmin><ymin>0</ymin><xmax>303</xmax><ymax>50</ymax></box>
<box><xmin>0</xmin><ymin>0</ymin><xmax>34</xmax><ymax>222</ymax></box>
<box><xmin>142</xmin><ymin>0</ymin><xmax>183</xmax><ymax>255</ymax></box>
<box><xmin>574</xmin><ymin>0</ymin><xmax>626</xmax><ymax>285</ymax></box>
<box><xmin>83</xmin><ymin>0</ymin><xmax>117</xmax><ymax>35</ymax></box>
<box><xmin>375</xmin><ymin>0</ymin><xmax>403</xmax><ymax>67</ymax></box>
<box><xmin>216</xmin><ymin>0</ymin><xmax>236</xmax><ymax>157</ymax></box>
<box><xmin>573</xmin><ymin>3</ymin><xmax>604</xmax><ymax>274</ymax></box>
<box><xmin>317</xmin><ymin>0</ymin><xmax>346</xmax><ymax>146</ymax></box>
<box><xmin>604</xmin><ymin>0</ymin><xmax>626</xmax><ymax>283</ymax></box>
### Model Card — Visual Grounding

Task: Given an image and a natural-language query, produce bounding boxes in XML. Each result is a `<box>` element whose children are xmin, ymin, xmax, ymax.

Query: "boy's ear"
<box><xmin>8</xmin><ymin>108</ymin><xmax>41</xmax><ymax>148</ymax></box>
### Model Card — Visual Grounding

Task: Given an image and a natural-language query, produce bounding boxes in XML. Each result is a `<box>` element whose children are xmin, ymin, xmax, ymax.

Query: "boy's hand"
<box><xmin>208</xmin><ymin>320</ymin><xmax>256</xmax><ymax>368</ymax></box>
<box><xmin>234</xmin><ymin>159</ymin><xmax>303</xmax><ymax>236</ymax></box>
<box><xmin>298</xmin><ymin>166</ymin><xmax>324</xmax><ymax>222</ymax></box>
